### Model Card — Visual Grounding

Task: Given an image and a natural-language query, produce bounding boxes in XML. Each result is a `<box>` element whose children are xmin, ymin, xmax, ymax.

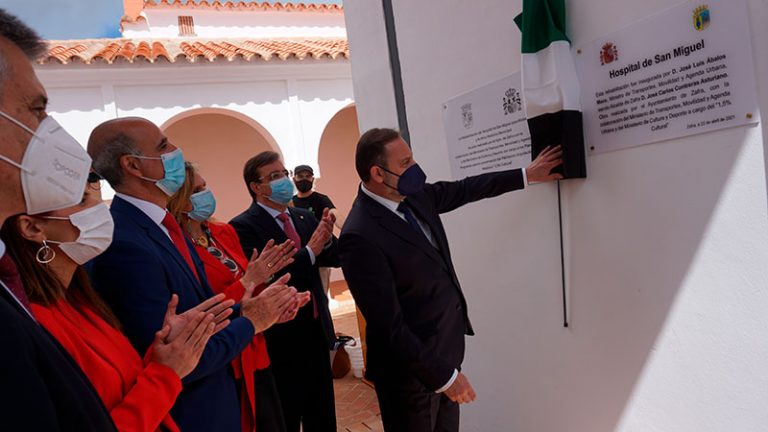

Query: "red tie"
<box><xmin>0</xmin><ymin>253</ymin><xmax>33</xmax><ymax>314</ymax></box>
<box><xmin>162</xmin><ymin>212</ymin><xmax>200</xmax><ymax>283</ymax></box>
<box><xmin>276</xmin><ymin>212</ymin><xmax>318</xmax><ymax>318</ymax></box>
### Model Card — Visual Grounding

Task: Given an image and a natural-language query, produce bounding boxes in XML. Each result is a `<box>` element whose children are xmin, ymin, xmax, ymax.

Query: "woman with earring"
<box><xmin>169</xmin><ymin>162</ymin><xmax>303</xmax><ymax>432</ymax></box>
<box><xmin>0</xmin><ymin>172</ymin><xmax>232</xmax><ymax>432</ymax></box>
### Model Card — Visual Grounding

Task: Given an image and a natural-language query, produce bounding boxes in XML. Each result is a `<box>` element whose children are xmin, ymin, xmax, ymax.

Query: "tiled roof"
<box><xmin>40</xmin><ymin>38</ymin><xmax>349</xmax><ymax>65</ymax></box>
<box><xmin>144</xmin><ymin>1</ymin><xmax>343</xmax><ymax>13</ymax></box>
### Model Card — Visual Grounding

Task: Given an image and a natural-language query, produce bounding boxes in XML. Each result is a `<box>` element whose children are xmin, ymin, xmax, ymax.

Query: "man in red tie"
<box><xmin>230</xmin><ymin>151</ymin><xmax>339</xmax><ymax>432</ymax></box>
<box><xmin>0</xmin><ymin>9</ymin><xmax>119</xmax><ymax>430</ymax></box>
<box><xmin>86</xmin><ymin>118</ymin><xmax>303</xmax><ymax>432</ymax></box>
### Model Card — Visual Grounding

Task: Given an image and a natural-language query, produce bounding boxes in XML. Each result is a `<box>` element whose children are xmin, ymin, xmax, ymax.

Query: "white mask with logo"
<box><xmin>0</xmin><ymin>112</ymin><xmax>91</xmax><ymax>215</ymax></box>
<box><xmin>43</xmin><ymin>203</ymin><xmax>114</xmax><ymax>265</ymax></box>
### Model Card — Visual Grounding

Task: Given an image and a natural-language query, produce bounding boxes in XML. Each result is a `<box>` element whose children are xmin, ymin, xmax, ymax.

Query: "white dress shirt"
<box><xmin>360</xmin><ymin>184</ymin><xmax>436</xmax><ymax>246</ymax></box>
<box><xmin>115</xmin><ymin>193</ymin><xmax>171</xmax><ymax>240</ymax></box>
<box><xmin>359</xmin><ymin>184</ymin><xmax>458</xmax><ymax>393</ymax></box>
<box><xmin>257</xmin><ymin>202</ymin><xmax>316</xmax><ymax>265</ymax></box>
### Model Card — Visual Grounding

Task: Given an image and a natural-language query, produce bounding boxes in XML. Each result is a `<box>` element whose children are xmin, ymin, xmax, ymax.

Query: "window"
<box><xmin>178</xmin><ymin>16</ymin><xmax>195</xmax><ymax>36</ymax></box>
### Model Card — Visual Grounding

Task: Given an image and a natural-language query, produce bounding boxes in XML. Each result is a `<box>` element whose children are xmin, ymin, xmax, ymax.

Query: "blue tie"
<box><xmin>397</xmin><ymin>202</ymin><xmax>425</xmax><ymax>238</ymax></box>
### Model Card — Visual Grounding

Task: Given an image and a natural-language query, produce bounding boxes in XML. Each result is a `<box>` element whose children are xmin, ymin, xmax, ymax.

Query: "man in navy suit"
<box><xmin>0</xmin><ymin>9</ymin><xmax>117</xmax><ymax>431</ymax></box>
<box><xmin>230</xmin><ymin>151</ymin><xmax>339</xmax><ymax>432</ymax></box>
<box><xmin>87</xmin><ymin>118</ymin><xmax>301</xmax><ymax>432</ymax></box>
<box><xmin>339</xmin><ymin>128</ymin><xmax>562</xmax><ymax>432</ymax></box>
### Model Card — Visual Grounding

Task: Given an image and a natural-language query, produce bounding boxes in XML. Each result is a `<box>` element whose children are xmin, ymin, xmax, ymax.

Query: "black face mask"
<box><xmin>295</xmin><ymin>179</ymin><xmax>313</xmax><ymax>193</ymax></box>
<box><xmin>378</xmin><ymin>163</ymin><xmax>427</xmax><ymax>196</ymax></box>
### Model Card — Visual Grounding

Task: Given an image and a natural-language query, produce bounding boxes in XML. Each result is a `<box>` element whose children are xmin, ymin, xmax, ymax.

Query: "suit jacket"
<box><xmin>0</xmin><ymin>281</ymin><xmax>117</xmax><ymax>431</ymax></box>
<box><xmin>89</xmin><ymin>196</ymin><xmax>254</xmax><ymax>432</ymax></box>
<box><xmin>194</xmin><ymin>221</ymin><xmax>270</xmax><ymax>432</ymax></box>
<box><xmin>339</xmin><ymin>169</ymin><xmax>525</xmax><ymax>391</ymax></box>
<box><xmin>230</xmin><ymin>202</ymin><xmax>339</xmax><ymax>357</ymax></box>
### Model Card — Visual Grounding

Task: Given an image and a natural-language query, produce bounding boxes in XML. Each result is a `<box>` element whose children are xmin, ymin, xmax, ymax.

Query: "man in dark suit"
<box><xmin>339</xmin><ymin>128</ymin><xmax>563</xmax><ymax>432</ymax></box>
<box><xmin>0</xmin><ymin>9</ymin><xmax>118</xmax><ymax>431</ymax></box>
<box><xmin>87</xmin><ymin>118</ymin><xmax>300</xmax><ymax>432</ymax></box>
<box><xmin>230</xmin><ymin>151</ymin><xmax>339</xmax><ymax>432</ymax></box>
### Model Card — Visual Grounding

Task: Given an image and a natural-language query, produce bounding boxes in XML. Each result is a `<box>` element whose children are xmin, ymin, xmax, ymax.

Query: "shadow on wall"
<box><xmin>458</xmin><ymin>125</ymin><xmax>756</xmax><ymax>432</ymax></box>
<box><xmin>316</xmin><ymin>103</ymin><xmax>360</xmax><ymax>231</ymax></box>
<box><xmin>161</xmin><ymin>108</ymin><xmax>281</xmax><ymax>222</ymax></box>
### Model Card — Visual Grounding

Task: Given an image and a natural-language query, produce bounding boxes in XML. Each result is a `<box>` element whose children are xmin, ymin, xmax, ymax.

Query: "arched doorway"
<box><xmin>316</xmin><ymin>104</ymin><xmax>360</xmax><ymax>284</ymax></box>
<box><xmin>316</xmin><ymin>104</ymin><xmax>360</xmax><ymax>229</ymax></box>
<box><xmin>162</xmin><ymin>109</ymin><xmax>281</xmax><ymax>221</ymax></box>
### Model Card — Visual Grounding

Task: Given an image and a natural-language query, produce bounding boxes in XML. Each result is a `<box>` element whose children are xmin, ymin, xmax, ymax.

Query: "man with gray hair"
<box><xmin>0</xmin><ymin>9</ymin><xmax>117</xmax><ymax>430</ymax></box>
<box><xmin>87</xmin><ymin>117</ymin><xmax>304</xmax><ymax>432</ymax></box>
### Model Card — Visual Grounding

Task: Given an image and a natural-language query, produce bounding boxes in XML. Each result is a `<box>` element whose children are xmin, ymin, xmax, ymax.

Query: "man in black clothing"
<box><xmin>0</xmin><ymin>9</ymin><xmax>117</xmax><ymax>431</ymax></box>
<box><xmin>291</xmin><ymin>164</ymin><xmax>341</xmax><ymax>227</ymax></box>
<box><xmin>339</xmin><ymin>128</ymin><xmax>562</xmax><ymax>432</ymax></box>
<box><xmin>231</xmin><ymin>153</ymin><xmax>339</xmax><ymax>432</ymax></box>
<box><xmin>292</xmin><ymin>164</ymin><xmax>344</xmax><ymax>296</ymax></box>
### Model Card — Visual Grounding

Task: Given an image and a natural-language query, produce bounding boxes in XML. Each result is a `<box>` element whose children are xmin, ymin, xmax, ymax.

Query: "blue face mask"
<box><xmin>267</xmin><ymin>176</ymin><xmax>295</xmax><ymax>206</ymax></box>
<box><xmin>188</xmin><ymin>189</ymin><xmax>217</xmax><ymax>222</ymax></box>
<box><xmin>134</xmin><ymin>148</ymin><xmax>186</xmax><ymax>196</ymax></box>
<box><xmin>379</xmin><ymin>163</ymin><xmax>427</xmax><ymax>196</ymax></box>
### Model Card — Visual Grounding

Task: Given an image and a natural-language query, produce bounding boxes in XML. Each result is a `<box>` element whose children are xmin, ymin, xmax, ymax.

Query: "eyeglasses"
<box><xmin>87</xmin><ymin>171</ymin><xmax>104</xmax><ymax>190</ymax></box>
<box><xmin>207</xmin><ymin>246</ymin><xmax>239</xmax><ymax>273</ymax></box>
<box><xmin>258</xmin><ymin>169</ymin><xmax>290</xmax><ymax>182</ymax></box>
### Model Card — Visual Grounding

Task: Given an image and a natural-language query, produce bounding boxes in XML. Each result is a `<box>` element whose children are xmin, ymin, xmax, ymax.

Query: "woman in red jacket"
<box><xmin>0</xmin><ymin>173</ymin><xmax>233</xmax><ymax>432</ymax></box>
<box><xmin>169</xmin><ymin>162</ymin><xmax>306</xmax><ymax>432</ymax></box>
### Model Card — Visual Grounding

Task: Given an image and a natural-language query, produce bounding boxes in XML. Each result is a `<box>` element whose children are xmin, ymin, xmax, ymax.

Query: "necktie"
<box><xmin>161</xmin><ymin>212</ymin><xmax>200</xmax><ymax>283</ymax></box>
<box><xmin>397</xmin><ymin>201</ymin><xmax>426</xmax><ymax>239</ymax></box>
<box><xmin>276</xmin><ymin>213</ymin><xmax>301</xmax><ymax>247</ymax></box>
<box><xmin>276</xmin><ymin>212</ymin><xmax>318</xmax><ymax>318</ymax></box>
<box><xmin>0</xmin><ymin>253</ymin><xmax>33</xmax><ymax>313</ymax></box>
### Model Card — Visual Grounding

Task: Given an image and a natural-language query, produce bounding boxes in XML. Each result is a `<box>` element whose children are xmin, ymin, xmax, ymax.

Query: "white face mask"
<box><xmin>43</xmin><ymin>203</ymin><xmax>114</xmax><ymax>265</ymax></box>
<box><xmin>0</xmin><ymin>112</ymin><xmax>91</xmax><ymax>215</ymax></box>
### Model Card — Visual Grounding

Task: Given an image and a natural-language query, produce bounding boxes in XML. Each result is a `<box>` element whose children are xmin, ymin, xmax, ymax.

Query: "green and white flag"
<box><xmin>515</xmin><ymin>0</ymin><xmax>586</xmax><ymax>178</ymax></box>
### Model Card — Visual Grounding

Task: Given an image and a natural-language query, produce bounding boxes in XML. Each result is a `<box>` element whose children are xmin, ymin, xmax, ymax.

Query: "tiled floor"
<box><xmin>330</xmin><ymin>281</ymin><xmax>384</xmax><ymax>432</ymax></box>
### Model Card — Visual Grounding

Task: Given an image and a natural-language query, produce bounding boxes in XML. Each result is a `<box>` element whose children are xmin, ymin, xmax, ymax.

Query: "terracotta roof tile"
<box><xmin>144</xmin><ymin>1</ymin><xmax>343</xmax><ymax>14</ymax></box>
<box><xmin>40</xmin><ymin>38</ymin><xmax>349</xmax><ymax>65</ymax></box>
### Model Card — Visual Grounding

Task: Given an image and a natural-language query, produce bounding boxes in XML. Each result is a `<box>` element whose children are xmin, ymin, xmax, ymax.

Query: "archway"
<box><xmin>316</xmin><ymin>104</ymin><xmax>360</xmax><ymax>286</ymax></box>
<box><xmin>162</xmin><ymin>109</ymin><xmax>281</xmax><ymax>221</ymax></box>
<box><xmin>316</xmin><ymin>104</ymin><xmax>360</xmax><ymax>229</ymax></box>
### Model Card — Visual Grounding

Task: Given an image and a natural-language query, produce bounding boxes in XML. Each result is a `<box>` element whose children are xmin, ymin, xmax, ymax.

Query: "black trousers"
<box><xmin>253</xmin><ymin>367</ymin><xmax>287</xmax><ymax>432</ymax></box>
<box><xmin>374</xmin><ymin>377</ymin><xmax>460</xmax><ymax>432</ymax></box>
<box><xmin>268</xmin><ymin>319</ymin><xmax>336</xmax><ymax>432</ymax></box>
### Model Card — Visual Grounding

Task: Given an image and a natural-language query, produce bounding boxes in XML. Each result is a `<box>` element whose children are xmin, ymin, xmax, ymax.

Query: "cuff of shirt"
<box><xmin>435</xmin><ymin>369</ymin><xmax>458</xmax><ymax>393</ymax></box>
<box><xmin>306</xmin><ymin>246</ymin><xmax>316</xmax><ymax>265</ymax></box>
<box><xmin>522</xmin><ymin>167</ymin><xmax>528</xmax><ymax>187</ymax></box>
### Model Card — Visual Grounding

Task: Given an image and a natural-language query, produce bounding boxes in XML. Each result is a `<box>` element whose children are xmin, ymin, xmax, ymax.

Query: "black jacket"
<box><xmin>230</xmin><ymin>202</ymin><xmax>339</xmax><ymax>354</ymax></box>
<box><xmin>0</xmin><ymin>282</ymin><xmax>117</xmax><ymax>431</ymax></box>
<box><xmin>339</xmin><ymin>169</ymin><xmax>524</xmax><ymax>391</ymax></box>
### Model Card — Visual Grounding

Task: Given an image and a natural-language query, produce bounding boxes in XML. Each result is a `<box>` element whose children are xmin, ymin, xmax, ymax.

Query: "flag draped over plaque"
<box><xmin>514</xmin><ymin>0</ymin><xmax>586</xmax><ymax>178</ymax></box>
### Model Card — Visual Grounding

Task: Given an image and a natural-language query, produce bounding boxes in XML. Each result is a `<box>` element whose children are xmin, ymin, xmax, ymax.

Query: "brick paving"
<box><xmin>330</xmin><ymin>281</ymin><xmax>384</xmax><ymax>432</ymax></box>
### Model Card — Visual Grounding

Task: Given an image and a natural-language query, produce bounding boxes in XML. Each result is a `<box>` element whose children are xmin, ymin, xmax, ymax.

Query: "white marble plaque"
<box><xmin>442</xmin><ymin>72</ymin><xmax>531</xmax><ymax>180</ymax></box>
<box><xmin>575</xmin><ymin>0</ymin><xmax>760</xmax><ymax>154</ymax></box>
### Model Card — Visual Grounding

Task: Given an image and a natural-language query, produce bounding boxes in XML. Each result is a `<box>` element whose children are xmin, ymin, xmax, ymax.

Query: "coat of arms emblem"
<box><xmin>461</xmin><ymin>103</ymin><xmax>473</xmax><ymax>129</ymax></box>
<box><xmin>600</xmin><ymin>42</ymin><xmax>618</xmax><ymax>65</ymax></box>
<box><xmin>503</xmin><ymin>88</ymin><xmax>521</xmax><ymax>116</ymax></box>
<box><xmin>693</xmin><ymin>5</ymin><xmax>710</xmax><ymax>31</ymax></box>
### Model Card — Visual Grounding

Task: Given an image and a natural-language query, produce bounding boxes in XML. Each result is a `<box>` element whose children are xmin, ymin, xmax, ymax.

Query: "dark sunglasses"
<box><xmin>87</xmin><ymin>171</ymin><xmax>104</xmax><ymax>190</ymax></box>
<box><xmin>88</xmin><ymin>171</ymin><xmax>104</xmax><ymax>183</ymax></box>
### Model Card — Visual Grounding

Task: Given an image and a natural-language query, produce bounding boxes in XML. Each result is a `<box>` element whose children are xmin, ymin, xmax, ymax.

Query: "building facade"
<box><xmin>36</xmin><ymin>0</ymin><xmax>361</xmax><ymax>226</ymax></box>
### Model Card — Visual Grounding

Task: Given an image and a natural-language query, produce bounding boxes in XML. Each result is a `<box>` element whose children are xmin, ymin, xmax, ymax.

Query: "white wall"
<box><xmin>36</xmin><ymin>62</ymin><xmax>354</xmax><ymax>199</ymax></box>
<box><xmin>124</xmin><ymin>9</ymin><xmax>347</xmax><ymax>39</ymax></box>
<box><xmin>344</xmin><ymin>0</ymin><xmax>768</xmax><ymax>431</ymax></box>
